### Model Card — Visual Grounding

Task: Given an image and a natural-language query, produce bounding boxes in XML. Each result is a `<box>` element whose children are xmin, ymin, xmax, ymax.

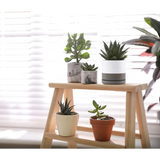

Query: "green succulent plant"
<box><xmin>88</xmin><ymin>100</ymin><xmax>107</xmax><ymax>118</ymax></box>
<box><xmin>58</xmin><ymin>98</ymin><xmax>75</xmax><ymax>115</ymax></box>
<box><xmin>81</xmin><ymin>62</ymin><xmax>98</xmax><ymax>71</ymax></box>
<box><xmin>64</xmin><ymin>33</ymin><xmax>91</xmax><ymax>63</ymax></box>
<box><xmin>100</xmin><ymin>41</ymin><xmax>129</xmax><ymax>60</ymax></box>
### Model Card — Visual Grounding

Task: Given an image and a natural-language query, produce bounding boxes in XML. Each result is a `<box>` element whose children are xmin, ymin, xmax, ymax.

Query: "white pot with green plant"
<box><xmin>64</xmin><ymin>33</ymin><xmax>91</xmax><ymax>83</ymax></box>
<box><xmin>55</xmin><ymin>98</ymin><xmax>79</xmax><ymax>136</ymax></box>
<box><xmin>81</xmin><ymin>63</ymin><xmax>98</xmax><ymax>84</ymax></box>
<box><xmin>99</xmin><ymin>41</ymin><xmax>129</xmax><ymax>85</ymax></box>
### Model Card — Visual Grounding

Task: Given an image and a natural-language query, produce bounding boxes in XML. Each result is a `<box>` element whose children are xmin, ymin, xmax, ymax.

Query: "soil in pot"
<box><xmin>90</xmin><ymin>116</ymin><xmax>115</xmax><ymax>141</ymax></box>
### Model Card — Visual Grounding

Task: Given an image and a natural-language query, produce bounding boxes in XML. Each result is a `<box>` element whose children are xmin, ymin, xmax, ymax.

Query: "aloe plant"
<box><xmin>58</xmin><ymin>98</ymin><xmax>75</xmax><ymax>115</ymax></box>
<box><xmin>100</xmin><ymin>41</ymin><xmax>129</xmax><ymax>60</ymax></box>
<box><xmin>64</xmin><ymin>33</ymin><xmax>91</xmax><ymax>63</ymax></box>
<box><xmin>123</xmin><ymin>17</ymin><xmax>160</xmax><ymax>112</ymax></box>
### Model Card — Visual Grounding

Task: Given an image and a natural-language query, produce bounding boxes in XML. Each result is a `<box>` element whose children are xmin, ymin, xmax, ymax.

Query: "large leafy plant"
<box><xmin>123</xmin><ymin>17</ymin><xmax>160</xmax><ymax>111</ymax></box>
<box><xmin>64</xmin><ymin>33</ymin><xmax>91</xmax><ymax>63</ymax></box>
<box><xmin>99</xmin><ymin>41</ymin><xmax>129</xmax><ymax>60</ymax></box>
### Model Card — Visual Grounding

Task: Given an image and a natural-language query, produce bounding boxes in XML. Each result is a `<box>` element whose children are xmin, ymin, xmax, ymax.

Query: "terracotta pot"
<box><xmin>90</xmin><ymin>116</ymin><xmax>115</xmax><ymax>141</ymax></box>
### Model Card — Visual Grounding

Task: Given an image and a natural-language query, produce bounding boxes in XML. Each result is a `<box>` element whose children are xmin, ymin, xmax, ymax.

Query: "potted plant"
<box><xmin>88</xmin><ymin>100</ymin><xmax>115</xmax><ymax>141</ymax></box>
<box><xmin>99</xmin><ymin>40</ymin><xmax>129</xmax><ymax>85</ymax></box>
<box><xmin>81</xmin><ymin>62</ymin><xmax>98</xmax><ymax>84</ymax></box>
<box><xmin>55</xmin><ymin>98</ymin><xmax>79</xmax><ymax>136</ymax></box>
<box><xmin>64</xmin><ymin>33</ymin><xmax>91</xmax><ymax>83</ymax></box>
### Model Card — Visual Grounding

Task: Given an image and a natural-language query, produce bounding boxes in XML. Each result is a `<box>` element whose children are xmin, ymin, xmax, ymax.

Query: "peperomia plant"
<box><xmin>88</xmin><ymin>100</ymin><xmax>107</xmax><ymax>119</ymax></box>
<box><xmin>64</xmin><ymin>33</ymin><xmax>91</xmax><ymax>63</ymax></box>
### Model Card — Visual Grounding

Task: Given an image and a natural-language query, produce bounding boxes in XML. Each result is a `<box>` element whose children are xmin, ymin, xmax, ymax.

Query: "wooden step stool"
<box><xmin>40</xmin><ymin>83</ymin><xmax>151</xmax><ymax>148</ymax></box>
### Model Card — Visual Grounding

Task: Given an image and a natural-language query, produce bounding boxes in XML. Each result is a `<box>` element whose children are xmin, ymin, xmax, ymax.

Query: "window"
<box><xmin>0</xmin><ymin>1</ymin><xmax>160</xmax><ymax>138</ymax></box>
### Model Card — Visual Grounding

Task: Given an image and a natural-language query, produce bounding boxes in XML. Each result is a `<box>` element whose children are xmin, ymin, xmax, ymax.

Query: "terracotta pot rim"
<box><xmin>90</xmin><ymin>116</ymin><xmax>115</xmax><ymax>120</ymax></box>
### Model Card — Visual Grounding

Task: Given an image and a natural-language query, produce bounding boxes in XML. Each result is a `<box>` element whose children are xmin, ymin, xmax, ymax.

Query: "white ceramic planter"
<box><xmin>55</xmin><ymin>112</ymin><xmax>79</xmax><ymax>136</ymax></box>
<box><xmin>67</xmin><ymin>62</ymin><xmax>82</xmax><ymax>83</ymax></box>
<box><xmin>81</xmin><ymin>71</ymin><xmax>97</xmax><ymax>84</ymax></box>
<box><xmin>102</xmin><ymin>60</ymin><xmax>126</xmax><ymax>85</ymax></box>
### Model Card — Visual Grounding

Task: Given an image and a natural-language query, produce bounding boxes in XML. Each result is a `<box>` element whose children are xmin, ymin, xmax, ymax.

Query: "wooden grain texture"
<box><xmin>49</xmin><ymin>83</ymin><xmax>147</xmax><ymax>92</ymax></box>
<box><xmin>136</xmin><ymin>91</ymin><xmax>151</xmax><ymax>148</ymax></box>
<box><xmin>40</xmin><ymin>82</ymin><xmax>150</xmax><ymax>148</ymax></box>
<box><xmin>40</xmin><ymin>88</ymin><xmax>64</xmax><ymax>148</ymax></box>
<box><xmin>125</xmin><ymin>92</ymin><xmax>136</xmax><ymax>148</ymax></box>
<box><xmin>44</xmin><ymin>131</ymin><xmax>125</xmax><ymax>148</ymax></box>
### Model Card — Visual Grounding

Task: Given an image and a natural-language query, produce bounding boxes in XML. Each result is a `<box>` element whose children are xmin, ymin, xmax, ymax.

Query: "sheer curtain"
<box><xmin>0</xmin><ymin>1</ymin><xmax>160</xmax><ymax>138</ymax></box>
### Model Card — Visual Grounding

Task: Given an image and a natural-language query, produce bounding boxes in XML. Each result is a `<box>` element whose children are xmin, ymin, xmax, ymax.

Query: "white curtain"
<box><xmin>0</xmin><ymin>1</ymin><xmax>160</xmax><ymax>136</ymax></box>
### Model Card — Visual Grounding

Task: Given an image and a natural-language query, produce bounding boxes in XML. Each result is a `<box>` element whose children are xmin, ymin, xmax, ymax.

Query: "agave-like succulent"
<box><xmin>81</xmin><ymin>62</ymin><xmax>98</xmax><ymax>71</ymax></box>
<box><xmin>99</xmin><ymin>41</ymin><xmax>129</xmax><ymax>60</ymax></box>
<box><xmin>58</xmin><ymin>98</ymin><xmax>75</xmax><ymax>115</ymax></box>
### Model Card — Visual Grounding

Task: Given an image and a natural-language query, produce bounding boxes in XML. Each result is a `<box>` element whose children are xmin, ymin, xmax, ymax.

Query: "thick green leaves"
<box><xmin>93</xmin><ymin>100</ymin><xmax>98</xmax><ymax>109</ymax></box>
<box><xmin>64</xmin><ymin>57</ymin><xmax>72</xmax><ymax>62</ymax></box>
<box><xmin>64</xmin><ymin>33</ymin><xmax>91</xmax><ymax>63</ymax></box>
<box><xmin>145</xmin><ymin>17</ymin><xmax>160</xmax><ymax>37</ymax></box>
<box><xmin>81</xmin><ymin>52</ymin><xmax>90</xmax><ymax>59</ymax></box>
<box><xmin>89</xmin><ymin>100</ymin><xmax>107</xmax><ymax>118</ymax></box>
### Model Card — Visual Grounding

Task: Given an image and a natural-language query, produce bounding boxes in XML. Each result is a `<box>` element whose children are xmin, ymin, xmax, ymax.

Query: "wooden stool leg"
<box><xmin>136</xmin><ymin>91</ymin><xmax>151</xmax><ymax>148</ymax></box>
<box><xmin>125</xmin><ymin>92</ymin><xmax>136</xmax><ymax>148</ymax></box>
<box><xmin>68</xmin><ymin>141</ymin><xmax>77</xmax><ymax>148</ymax></box>
<box><xmin>40</xmin><ymin>88</ymin><xmax>64</xmax><ymax>148</ymax></box>
<box><xmin>64</xmin><ymin>89</ymin><xmax>77</xmax><ymax>148</ymax></box>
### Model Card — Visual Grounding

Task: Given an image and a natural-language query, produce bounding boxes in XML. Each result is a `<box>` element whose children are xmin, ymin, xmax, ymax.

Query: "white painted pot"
<box><xmin>55</xmin><ymin>112</ymin><xmax>79</xmax><ymax>136</ymax></box>
<box><xmin>102</xmin><ymin>60</ymin><xmax>126</xmax><ymax>85</ymax></box>
<box><xmin>67</xmin><ymin>62</ymin><xmax>82</xmax><ymax>83</ymax></box>
<box><xmin>81</xmin><ymin>71</ymin><xmax>97</xmax><ymax>84</ymax></box>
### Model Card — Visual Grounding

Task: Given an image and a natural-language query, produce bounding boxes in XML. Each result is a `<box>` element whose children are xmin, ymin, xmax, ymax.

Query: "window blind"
<box><xmin>0</xmin><ymin>9</ymin><xmax>160</xmax><ymax>136</ymax></box>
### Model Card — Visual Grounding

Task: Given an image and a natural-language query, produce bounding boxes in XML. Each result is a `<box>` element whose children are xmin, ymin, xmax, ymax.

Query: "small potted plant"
<box><xmin>99</xmin><ymin>40</ymin><xmax>129</xmax><ymax>85</ymax></box>
<box><xmin>64</xmin><ymin>33</ymin><xmax>91</xmax><ymax>83</ymax></box>
<box><xmin>81</xmin><ymin>62</ymin><xmax>98</xmax><ymax>84</ymax></box>
<box><xmin>55</xmin><ymin>98</ymin><xmax>79</xmax><ymax>136</ymax></box>
<box><xmin>88</xmin><ymin>100</ymin><xmax>115</xmax><ymax>141</ymax></box>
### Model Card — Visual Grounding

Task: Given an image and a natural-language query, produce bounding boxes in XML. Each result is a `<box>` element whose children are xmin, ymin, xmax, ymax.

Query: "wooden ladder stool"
<box><xmin>40</xmin><ymin>83</ymin><xmax>151</xmax><ymax>148</ymax></box>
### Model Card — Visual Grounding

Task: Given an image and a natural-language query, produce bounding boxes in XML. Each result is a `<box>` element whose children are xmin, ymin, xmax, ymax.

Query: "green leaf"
<box><xmin>93</xmin><ymin>100</ymin><xmax>98</xmax><ymax>109</ymax></box>
<box><xmin>99</xmin><ymin>105</ymin><xmax>107</xmax><ymax>110</ymax></box>
<box><xmin>70</xmin><ymin>55</ymin><xmax>76</xmax><ymax>59</ymax></box>
<box><xmin>88</xmin><ymin>109</ymin><xmax>97</xmax><ymax>113</ymax></box>
<box><xmin>145</xmin><ymin>17</ymin><xmax>160</xmax><ymax>37</ymax></box>
<box><xmin>133</xmin><ymin>26</ymin><xmax>158</xmax><ymax>38</ymax></box>
<box><xmin>144</xmin><ymin>17</ymin><xmax>152</xmax><ymax>27</ymax></box>
<box><xmin>64</xmin><ymin>57</ymin><xmax>72</xmax><ymax>62</ymax></box>
<box><xmin>81</xmin><ymin>52</ymin><xmax>90</xmax><ymax>59</ymax></box>
<box><xmin>71</xmin><ymin>33</ymin><xmax>78</xmax><ymax>39</ymax></box>
<box><xmin>152</xmin><ymin>41</ymin><xmax>160</xmax><ymax>57</ymax></box>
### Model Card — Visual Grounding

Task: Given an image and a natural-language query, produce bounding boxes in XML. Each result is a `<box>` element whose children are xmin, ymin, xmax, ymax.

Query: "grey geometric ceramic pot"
<box><xmin>81</xmin><ymin>71</ymin><xmax>97</xmax><ymax>84</ymax></box>
<box><xmin>102</xmin><ymin>60</ymin><xmax>126</xmax><ymax>85</ymax></box>
<box><xmin>67</xmin><ymin>62</ymin><xmax>82</xmax><ymax>83</ymax></box>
